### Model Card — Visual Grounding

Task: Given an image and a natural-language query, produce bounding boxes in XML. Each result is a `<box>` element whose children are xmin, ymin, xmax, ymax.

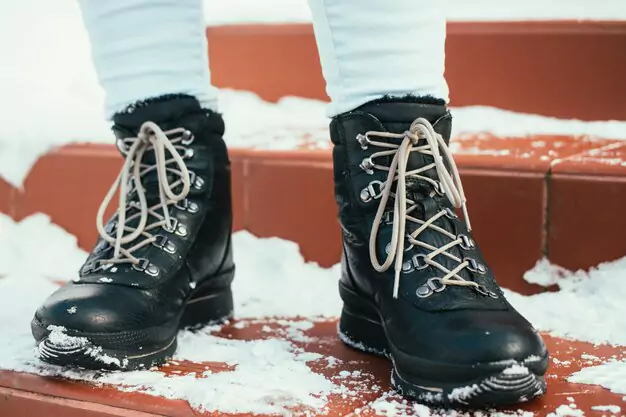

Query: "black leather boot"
<box><xmin>331</xmin><ymin>98</ymin><xmax>549</xmax><ymax>406</ymax></box>
<box><xmin>31</xmin><ymin>96</ymin><xmax>234</xmax><ymax>370</ymax></box>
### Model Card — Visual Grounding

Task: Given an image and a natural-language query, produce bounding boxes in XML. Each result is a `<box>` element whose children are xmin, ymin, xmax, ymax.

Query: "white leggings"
<box><xmin>78</xmin><ymin>0</ymin><xmax>448</xmax><ymax>119</ymax></box>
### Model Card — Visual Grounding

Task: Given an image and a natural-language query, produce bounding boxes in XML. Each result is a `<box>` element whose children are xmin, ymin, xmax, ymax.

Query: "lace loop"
<box><xmin>365</xmin><ymin>118</ymin><xmax>482</xmax><ymax>299</ymax></box>
<box><xmin>95</xmin><ymin>122</ymin><xmax>192</xmax><ymax>268</ymax></box>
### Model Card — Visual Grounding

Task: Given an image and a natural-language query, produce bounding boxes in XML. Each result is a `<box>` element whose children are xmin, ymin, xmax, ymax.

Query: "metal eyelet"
<box><xmin>176</xmin><ymin>224</ymin><xmax>187</xmax><ymax>237</ymax></box>
<box><xmin>359</xmin><ymin>157</ymin><xmax>375</xmax><ymax>175</ymax></box>
<box><xmin>194</xmin><ymin>177</ymin><xmax>204</xmax><ymax>190</ymax></box>
<box><xmin>163</xmin><ymin>219</ymin><xmax>188</xmax><ymax>237</ymax></box>
<box><xmin>416</xmin><ymin>277</ymin><xmax>447</xmax><ymax>298</ymax></box>
<box><xmin>163</xmin><ymin>218</ymin><xmax>178</xmax><ymax>233</ymax></box>
<box><xmin>181</xmin><ymin>130</ymin><xmax>195</xmax><ymax>146</ymax></box>
<box><xmin>475</xmin><ymin>285</ymin><xmax>499</xmax><ymax>299</ymax></box>
<box><xmin>356</xmin><ymin>133</ymin><xmax>370</xmax><ymax>150</ymax></box>
<box><xmin>175</xmin><ymin>199</ymin><xmax>199</xmax><ymax>214</ymax></box>
<box><xmin>184</xmin><ymin>148</ymin><xmax>195</xmax><ymax>159</ymax></box>
<box><xmin>189</xmin><ymin>171</ymin><xmax>204</xmax><ymax>190</ymax></box>
<box><xmin>401</xmin><ymin>260</ymin><xmax>413</xmax><ymax>272</ymax></box>
<box><xmin>459</xmin><ymin>234</ymin><xmax>475</xmax><ymax>250</ymax></box>
<box><xmin>152</xmin><ymin>235</ymin><xmax>177</xmax><ymax>254</ymax></box>
<box><xmin>132</xmin><ymin>258</ymin><xmax>160</xmax><ymax>277</ymax></box>
<box><xmin>359</xmin><ymin>180</ymin><xmax>384</xmax><ymax>202</ymax></box>
<box><xmin>411</xmin><ymin>254</ymin><xmax>429</xmax><ymax>270</ymax></box>
<box><xmin>416</xmin><ymin>285</ymin><xmax>432</xmax><ymax>298</ymax></box>
<box><xmin>81</xmin><ymin>262</ymin><xmax>96</xmax><ymax>275</ymax></box>
<box><xmin>465</xmin><ymin>257</ymin><xmax>487</xmax><ymax>274</ymax></box>
<box><xmin>115</xmin><ymin>138</ymin><xmax>130</xmax><ymax>155</ymax></box>
<box><xmin>443</xmin><ymin>207</ymin><xmax>458</xmax><ymax>219</ymax></box>
<box><xmin>401</xmin><ymin>254</ymin><xmax>430</xmax><ymax>274</ymax></box>
<box><xmin>187</xmin><ymin>201</ymin><xmax>199</xmax><ymax>213</ymax></box>
<box><xmin>384</xmin><ymin>239</ymin><xmax>414</xmax><ymax>255</ymax></box>
<box><xmin>83</xmin><ymin>261</ymin><xmax>112</xmax><ymax>275</ymax></box>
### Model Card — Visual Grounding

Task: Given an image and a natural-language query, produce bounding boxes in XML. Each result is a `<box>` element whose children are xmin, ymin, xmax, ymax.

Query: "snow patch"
<box><xmin>45</xmin><ymin>325</ymin><xmax>87</xmax><ymax>349</ymax></box>
<box><xmin>232</xmin><ymin>231</ymin><xmax>341</xmax><ymax>318</ymax></box>
<box><xmin>523</xmin><ymin>258</ymin><xmax>572</xmax><ymax>287</ymax></box>
<box><xmin>42</xmin><ymin>325</ymin><xmax>122</xmax><ymax>367</ymax></box>
<box><xmin>448</xmin><ymin>384</ymin><xmax>480</xmax><ymax>401</ymax></box>
<box><xmin>547</xmin><ymin>404</ymin><xmax>585</xmax><ymax>417</ymax></box>
<box><xmin>5</xmin><ymin>213</ymin><xmax>626</xmax><ymax>414</ymax></box>
<box><xmin>0</xmin><ymin>214</ymin><xmax>343</xmax><ymax>415</ymax></box>
<box><xmin>591</xmin><ymin>405</ymin><xmax>621</xmax><ymax>414</ymax></box>
<box><xmin>451</xmin><ymin>106</ymin><xmax>626</xmax><ymax>142</ymax></box>
<box><xmin>370</xmin><ymin>391</ymin><xmax>535</xmax><ymax>416</ymax></box>
<box><xmin>0</xmin><ymin>213</ymin><xmax>87</xmax><ymax>281</ymax></box>
<box><xmin>569</xmin><ymin>361</ymin><xmax>626</xmax><ymax>396</ymax></box>
<box><xmin>502</xmin><ymin>364</ymin><xmax>530</xmax><ymax>376</ymax></box>
<box><xmin>504</xmin><ymin>256</ymin><xmax>626</xmax><ymax>346</ymax></box>
<box><xmin>152</xmin><ymin>331</ymin><xmax>334</xmax><ymax>414</ymax></box>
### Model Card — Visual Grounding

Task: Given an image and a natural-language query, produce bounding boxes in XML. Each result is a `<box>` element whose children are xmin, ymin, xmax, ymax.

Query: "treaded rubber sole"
<box><xmin>33</xmin><ymin>278</ymin><xmax>234</xmax><ymax>371</ymax></box>
<box><xmin>338</xmin><ymin>283</ymin><xmax>547</xmax><ymax>408</ymax></box>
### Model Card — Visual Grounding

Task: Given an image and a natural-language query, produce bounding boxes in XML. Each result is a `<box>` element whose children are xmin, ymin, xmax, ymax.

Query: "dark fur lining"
<box><xmin>367</xmin><ymin>94</ymin><xmax>446</xmax><ymax>106</ymax></box>
<box><xmin>116</xmin><ymin>93</ymin><xmax>199</xmax><ymax>116</ymax></box>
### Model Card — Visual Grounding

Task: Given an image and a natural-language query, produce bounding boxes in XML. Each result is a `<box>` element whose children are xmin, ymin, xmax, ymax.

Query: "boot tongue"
<box><xmin>110</xmin><ymin>96</ymin><xmax>203</xmax><ymax>229</ymax></box>
<box><xmin>357</xmin><ymin>100</ymin><xmax>452</xmax><ymax>191</ymax></box>
<box><xmin>355</xmin><ymin>99</ymin><xmax>452</xmax><ymax>141</ymax></box>
<box><xmin>111</xmin><ymin>95</ymin><xmax>204</xmax><ymax>196</ymax></box>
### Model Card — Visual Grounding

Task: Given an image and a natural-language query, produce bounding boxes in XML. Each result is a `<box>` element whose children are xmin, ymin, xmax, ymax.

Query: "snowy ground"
<box><xmin>1</xmin><ymin>213</ymin><xmax>626</xmax><ymax>416</ymax></box>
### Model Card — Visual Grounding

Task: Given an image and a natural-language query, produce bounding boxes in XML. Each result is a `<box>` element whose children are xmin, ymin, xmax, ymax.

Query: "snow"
<box><xmin>448</xmin><ymin>384</ymin><xmax>480</xmax><ymax>401</ymax></box>
<box><xmin>0</xmin><ymin>213</ymin><xmax>88</xmax><ymax>280</ymax></box>
<box><xmin>451</xmin><ymin>107</ymin><xmax>626</xmax><ymax>142</ymax></box>
<box><xmin>3</xmin><ymin>0</ymin><xmax>626</xmax><ymax>187</ymax></box>
<box><xmin>504</xmin><ymin>256</ymin><xmax>626</xmax><ymax>346</ymax></box>
<box><xmin>0</xmin><ymin>213</ymin><xmax>345</xmax><ymax>415</ymax></box>
<box><xmin>4</xmin><ymin>212</ymin><xmax>626</xmax><ymax>413</ymax></box>
<box><xmin>547</xmin><ymin>405</ymin><xmax>585</xmax><ymax>417</ymax></box>
<box><xmin>591</xmin><ymin>405</ymin><xmax>621</xmax><ymax>414</ymax></box>
<box><xmin>502</xmin><ymin>365</ymin><xmax>530</xmax><ymax>376</ymax></box>
<box><xmin>523</xmin><ymin>258</ymin><xmax>573</xmax><ymax>287</ymax></box>
<box><xmin>232</xmin><ymin>232</ymin><xmax>341</xmax><ymax>318</ymax></box>
<box><xmin>154</xmin><ymin>333</ymin><xmax>334</xmax><ymax>414</ymax></box>
<box><xmin>370</xmin><ymin>391</ymin><xmax>535</xmax><ymax>416</ymax></box>
<box><xmin>569</xmin><ymin>361</ymin><xmax>626</xmax><ymax>397</ymax></box>
<box><xmin>45</xmin><ymin>325</ymin><xmax>87</xmax><ymax>349</ymax></box>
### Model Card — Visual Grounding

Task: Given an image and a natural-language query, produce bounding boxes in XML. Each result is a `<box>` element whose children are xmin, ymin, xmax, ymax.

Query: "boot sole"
<box><xmin>32</xmin><ymin>270</ymin><xmax>234</xmax><ymax>371</ymax></box>
<box><xmin>338</xmin><ymin>282</ymin><xmax>548</xmax><ymax>407</ymax></box>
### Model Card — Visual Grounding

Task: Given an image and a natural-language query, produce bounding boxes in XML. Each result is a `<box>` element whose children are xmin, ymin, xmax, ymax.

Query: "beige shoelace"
<box><xmin>94</xmin><ymin>121</ymin><xmax>192</xmax><ymax>270</ymax></box>
<box><xmin>363</xmin><ymin>118</ymin><xmax>483</xmax><ymax>299</ymax></box>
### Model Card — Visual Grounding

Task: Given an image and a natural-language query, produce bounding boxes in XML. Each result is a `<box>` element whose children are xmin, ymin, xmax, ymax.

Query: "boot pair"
<box><xmin>32</xmin><ymin>95</ymin><xmax>547</xmax><ymax>406</ymax></box>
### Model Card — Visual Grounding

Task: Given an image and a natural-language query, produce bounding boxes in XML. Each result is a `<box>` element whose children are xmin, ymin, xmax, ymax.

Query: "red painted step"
<box><xmin>207</xmin><ymin>22</ymin><xmax>626</xmax><ymax>121</ymax></box>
